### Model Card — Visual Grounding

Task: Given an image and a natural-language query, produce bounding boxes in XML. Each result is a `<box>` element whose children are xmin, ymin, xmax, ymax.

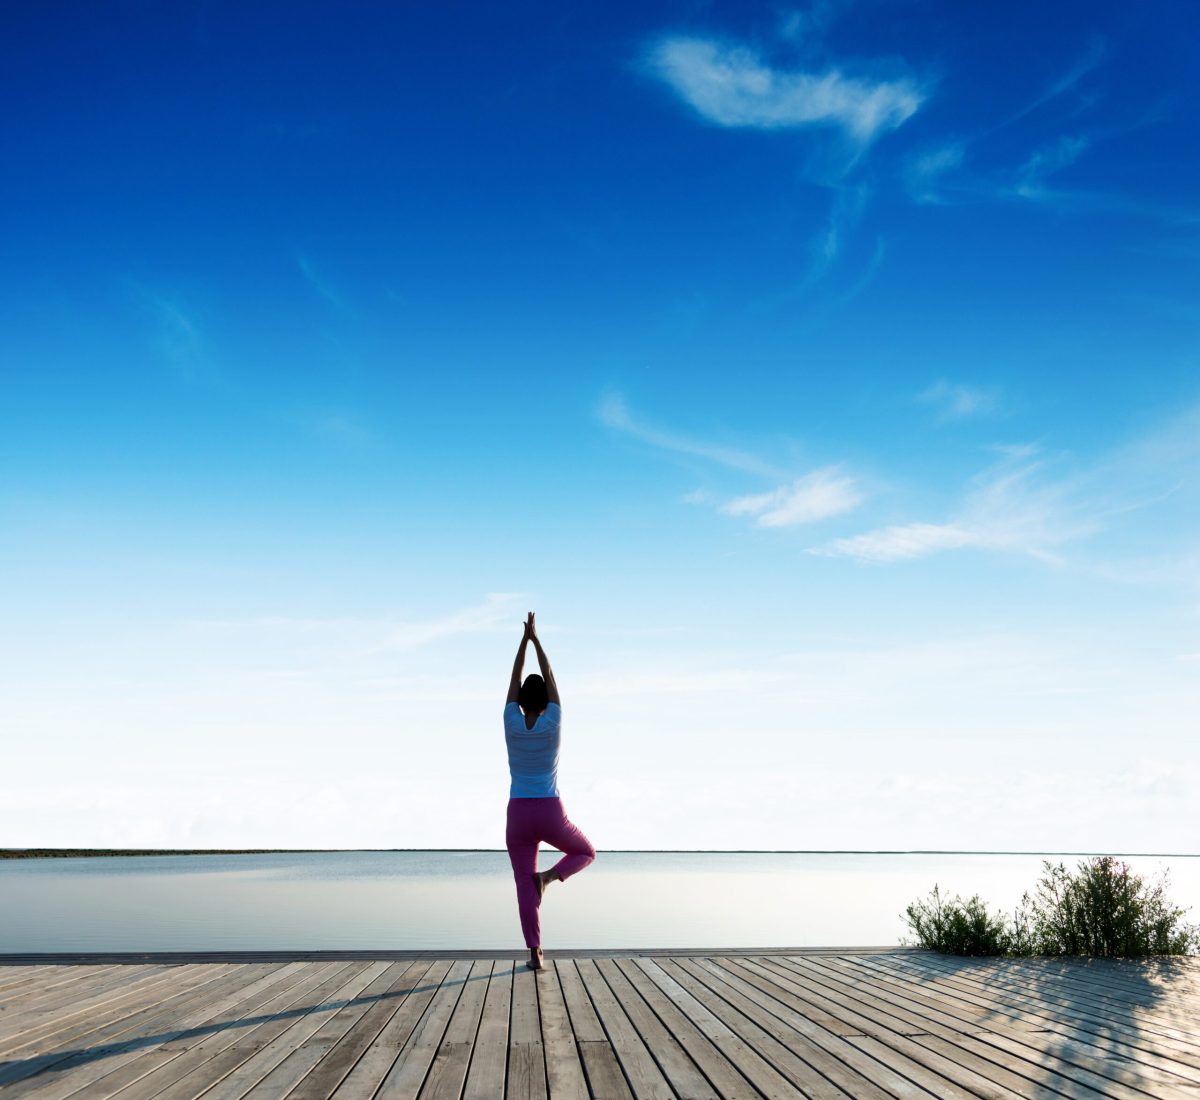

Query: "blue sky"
<box><xmin>2</xmin><ymin>1</ymin><xmax>1198</xmax><ymax>851</ymax></box>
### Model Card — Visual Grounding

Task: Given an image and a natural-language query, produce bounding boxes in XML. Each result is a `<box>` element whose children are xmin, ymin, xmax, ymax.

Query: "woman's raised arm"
<box><xmin>506</xmin><ymin>615</ymin><xmax>533</xmax><ymax>704</ymax></box>
<box><xmin>528</xmin><ymin>613</ymin><xmax>561</xmax><ymax>707</ymax></box>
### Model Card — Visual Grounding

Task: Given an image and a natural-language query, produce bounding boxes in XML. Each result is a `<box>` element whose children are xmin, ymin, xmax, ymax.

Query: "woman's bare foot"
<box><xmin>532</xmin><ymin>869</ymin><xmax>559</xmax><ymax>902</ymax></box>
<box><xmin>528</xmin><ymin>947</ymin><xmax>544</xmax><ymax>971</ymax></box>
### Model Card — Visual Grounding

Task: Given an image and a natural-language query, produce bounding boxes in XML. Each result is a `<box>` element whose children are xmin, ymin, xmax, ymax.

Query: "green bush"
<box><xmin>1016</xmin><ymin>857</ymin><xmax>1198</xmax><ymax>957</ymax></box>
<box><xmin>903</xmin><ymin>885</ymin><xmax>1012</xmax><ymax>955</ymax></box>
<box><xmin>903</xmin><ymin>857</ymin><xmax>1199</xmax><ymax>957</ymax></box>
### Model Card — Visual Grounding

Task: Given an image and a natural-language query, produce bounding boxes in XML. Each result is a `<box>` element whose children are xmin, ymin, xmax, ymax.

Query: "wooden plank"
<box><xmin>0</xmin><ymin>965</ymin><xmax>121</xmax><ymax>1009</ymax></box>
<box><xmin>786</xmin><ymin>953</ymin><xmax>1142</xmax><ymax>1093</ymax></box>
<box><xmin>677</xmin><ymin>956</ymin><xmax>907</xmax><ymax>1100</ymax></box>
<box><xmin>554</xmin><ymin>959</ymin><xmax>605</xmax><ymax>1043</ymax></box>
<box><xmin>5</xmin><ymin>963</ymin><xmax>295</xmax><ymax>1100</ymax></box>
<box><xmin>833</xmin><ymin>954</ymin><xmax>1200</xmax><ymax>1084</ymax></box>
<box><xmin>369</xmin><ymin>959</ymin><xmax>471</xmax><ymax>1099</ymax></box>
<box><xmin>765</xmin><ymin>955</ymin><xmax>1190</xmax><ymax>1100</ymax></box>
<box><xmin>893</xmin><ymin>951</ymin><xmax>1200</xmax><ymax>1031</ymax></box>
<box><xmin>0</xmin><ymin>965</ymin><xmax>59</xmax><ymax>998</ymax></box>
<box><xmin>576</xmin><ymin>1040</ymin><xmax>632</xmax><ymax>1100</ymax></box>
<box><xmin>577</xmin><ymin>958</ymin><xmax>674</xmax><ymax>1099</ymax></box>
<box><xmin>245</xmin><ymin>961</ymin><xmax>406</xmax><ymax>1098</ymax></box>
<box><xmin>841</xmin><ymin>951</ymin><xmax>1200</xmax><ymax>1094</ymax></box>
<box><xmin>0</xmin><ymin>965</ymin><xmax>241</xmax><ymax>1084</ymax></box>
<box><xmin>0</xmin><ymin>964</ymin><xmax>183</xmax><ymax>1050</ymax></box>
<box><xmin>155</xmin><ymin>962</ymin><xmax>384</xmax><ymax>1100</ymax></box>
<box><xmin>1006</xmin><ymin>956</ymin><xmax>1200</xmax><ymax>1007</ymax></box>
<box><xmin>507</xmin><ymin>1045</ymin><xmax>549</xmax><ymax>1100</ymax></box>
<box><xmin>416</xmin><ymin>959</ymin><xmax>492</xmax><ymax>1100</ymax></box>
<box><xmin>534</xmin><ymin>960</ymin><xmax>588</xmax><ymax>1100</ymax></box>
<box><xmin>3</xmin><ymin>952</ymin><xmax>1194</xmax><ymax>1100</ymax></box>
<box><xmin>506</xmin><ymin>963</ymin><xmax>547</xmax><ymax>1100</ymax></box>
<box><xmin>621</xmin><ymin>958</ymin><xmax>789</xmax><ymax>1100</ymax></box>
<box><xmin>705</xmin><ymin>959</ymin><xmax>997</xmax><ymax>1100</ymax></box>
<box><xmin>556</xmin><ymin>960</ymin><xmax>631</xmax><ymax>1098</ymax></box>
<box><xmin>654</xmin><ymin>956</ymin><xmax>849</xmax><ymax>1100</ymax></box>
<box><xmin>889</xmin><ymin>952</ymin><xmax>1200</xmax><ymax>1044</ymax></box>
<box><xmin>461</xmin><ymin>961</ymin><xmax>512</xmax><ymax>1100</ymax></box>
<box><xmin>283</xmin><ymin>961</ymin><xmax>428</xmax><ymax>1100</ymax></box>
<box><xmin>593</xmin><ymin>958</ymin><xmax>717</xmax><ymax>1099</ymax></box>
<box><xmin>331</xmin><ymin>960</ymin><xmax>451</xmax><ymax>1098</ymax></box>
<box><xmin>893</xmin><ymin>950</ymin><xmax>1200</xmax><ymax>1017</ymax></box>
<box><xmin>0</xmin><ymin>965</ymin><xmax>131</xmax><ymax>1020</ymax></box>
<box><xmin>95</xmin><ymin>962</ymin><xmax>357</xmax><ymax>1100</ymax></box>
<box><xmin>718</xmin><ymin>956</ymin><xmax>962</xmax><ymax>1100</ymax></box>
<box><xmin>633</xmin><ymin>954</ymin><xmax>801</xmax><ymax>1098</ymax></box>
<box><xmin>693</xmin><ymin>956</ymin><xmax>929</xmax><ymax>1100</ymax></box>
<box><xmin>733</xmin><ymin>956</ymin><xmax>1071</xmax><ymax>1100</ymax></box>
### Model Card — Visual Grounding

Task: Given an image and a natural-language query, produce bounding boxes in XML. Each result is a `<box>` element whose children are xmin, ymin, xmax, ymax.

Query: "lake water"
<box><xmin>2</xmin><ymin>851</ymin><xmax>1197</xmax><ymax>952</ymax></box>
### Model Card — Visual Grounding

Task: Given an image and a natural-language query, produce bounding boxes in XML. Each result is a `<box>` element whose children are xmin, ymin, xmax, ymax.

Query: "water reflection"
<box><xmin>2</xmin><ymin>851</ymin><xmax>1196</xmax><ymax>952</ymax></box>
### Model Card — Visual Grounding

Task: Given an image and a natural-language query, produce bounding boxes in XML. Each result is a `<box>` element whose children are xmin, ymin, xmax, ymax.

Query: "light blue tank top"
<box><xmin>504</xmin><ymin>702</ymin><xmax>561</xmax><ymax>798</ymax></box>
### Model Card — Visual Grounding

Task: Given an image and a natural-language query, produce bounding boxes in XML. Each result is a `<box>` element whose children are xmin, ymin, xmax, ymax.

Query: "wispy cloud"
<box><xmin>380</xmin><ymin>593</ymin><xmax>527</xmax><ymax>650</ymax></box>
<box><xmin>752</xmin><ymin>196</ymin><xmax>883</xmax><ymax>315</ymax></box>
<box><xmin>297</xmin><ymin>254</ymin><xmax>347</xmax><ymax>310</ymax></box>
<box><xmin>816</xmin><ymin>521</ymin><xmax>979</xmax><ymax>562</ymax></box>
<box><xmin>1015</xmin><ymin>134</ymin><xmax>1091</xmax><ymax>199</ymax></box>
<box><xmin>905</xmin><ymin>37</ymin><xmax>1106</xmax><ymax>208</ymax></box>
<box><xmin>647</xmin><ymin>36</ymin><xmax>923</xmax><ymax>144</ymax></box>
<box><xmin>723</xmin><ymin>467</ymin><xmax>862</xmax><ymax>527</ymax></box>
<box><xmin>805</xmin><ymin>184</ymin><xmax>869</xmax><ymax>285</ymax></box>
<box><xmin>1007</xmin><ymin>35</ymin><xmax>1107</xmax><ymax>127</ymax></box>
<box><xmin>916</xmin><ymin>379</ymin><xmax>1000</xmax><ymax>421</ymax></box>
<box><xmin>815</xmin><ymin>453</ymin><xmax>1095</xmax><ymax>563</ymax></box>
<box><xmin>131</xmin><ymin>286</ymin><xmax>208</xmax><ymax>381</ymax></box>
<box><xmin>905</xmin><ymin>141</ymin><xmax>965</xmax><ymax>204</ymax></box>
<box><xmin>597</xmin><ymin>392</ymin><xmax>784</xmax><ymax>478</ymax></box>
<box><xmin>189</xmin><ymin>592</ymin><xmax>529</xmax><ymax>653</ymax></box>
<box><xmin>814</xmin><ymin>401</ymin><xmax>1200</xmax><ymax>566</ymax></box>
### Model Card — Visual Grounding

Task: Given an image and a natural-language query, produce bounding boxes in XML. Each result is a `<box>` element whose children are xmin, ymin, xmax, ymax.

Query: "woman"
<box><xmin>504</xmin><ymin>611</ymin><xmax>595</xmax><ymax>971</ymax></box>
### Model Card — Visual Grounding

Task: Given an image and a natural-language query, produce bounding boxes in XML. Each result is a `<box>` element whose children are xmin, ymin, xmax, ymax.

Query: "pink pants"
<box><xmin>505</xmin><ymin>796</ymin><xmax>595</xmax><ymax>948</ymax></box>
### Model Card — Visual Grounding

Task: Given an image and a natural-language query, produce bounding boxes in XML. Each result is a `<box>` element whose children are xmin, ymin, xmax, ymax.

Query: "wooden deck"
<box><xmin>0</xmin><ymin>951</ymin><xmax>1196</xmax><ymax>1098</ymax></box>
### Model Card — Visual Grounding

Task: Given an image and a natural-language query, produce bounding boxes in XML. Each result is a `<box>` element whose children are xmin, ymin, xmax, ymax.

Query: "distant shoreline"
<box><xmin>3</xmin><ymin>848</ymin><xmax>1198</xmax><ymax>860</ymax></box>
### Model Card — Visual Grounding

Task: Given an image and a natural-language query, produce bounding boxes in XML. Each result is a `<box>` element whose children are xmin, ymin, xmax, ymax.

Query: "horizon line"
<box><xmin>4</xmin><ymin>847</ymin><xmax>1198</xmax><ymax>858</ymax></box>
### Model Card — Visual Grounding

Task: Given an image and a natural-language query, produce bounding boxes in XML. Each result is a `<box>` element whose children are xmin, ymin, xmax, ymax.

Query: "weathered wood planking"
<box><xmin>0</xmin><ymin>952</ymin><xmax>1194</xmax><ymax>1098</ymax></box>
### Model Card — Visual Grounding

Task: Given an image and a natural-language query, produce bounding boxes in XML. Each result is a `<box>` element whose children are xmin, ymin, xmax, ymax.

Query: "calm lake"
<box><xmin>3</xmin><ymin>851</ymin><xmax>1197</xmax><ymax>952</ymax></box>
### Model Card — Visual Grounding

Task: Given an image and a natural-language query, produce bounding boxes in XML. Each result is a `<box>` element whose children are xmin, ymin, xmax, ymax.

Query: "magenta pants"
<box><xmin>505</xmin><ymin>796</ymin><xmax>595</xmax><ymax>948</ymax></box>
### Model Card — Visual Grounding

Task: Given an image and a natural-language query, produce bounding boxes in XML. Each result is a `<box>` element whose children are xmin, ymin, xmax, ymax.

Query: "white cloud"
<box><xmin>381</xmin><ymin>593</ymin><xmax>527</xmax><ymax>650</ymax></box>
<box><xmin>815</xmin><ymin>456</ymin><xmax>1095</xmax><ymax>563</ymax></box>
<box><xmin>723</xmin><ymin>468</ymin><xmax>862</xmax><ymax>527</ymax></box>
<box><xmin>911</xmin><ymin>142</ymin><xmax>964</xmax><ymax>179</ymax></box>
<box><xmin>905</xmin><ymin>141</ymin><xmax>965</xmax><ymax>203</ymax></box>
<box><xmin>818</xmin><ymin>521</ymin><xmax>976</xmax><ymax>561</ymax></box>
<box><xmin>917</xmin><ymin>379</ymin><xmax>1000</xmax><ymax>421</ymax></box>
<box><xmin>817</xmin><ymin>401</ymin><xmax>1200</xmax><ymax>568</ymax></box>
<box><xmin>1017</xmin><ymin>134</ymin><xmax>1091</xmax><ymax>199</ymax></box>
<box><xmin>597</xmin><ymin>392</ymin><xmax>784</xmax><ymax>478</ymax></box>
<box><xmin>648</xmin><ymin>36</ymin><xmax>922</xmax><ymax>143</ymax></box>
<box><xmin>805</xmin><ymin>184</ymin><xmax>869</xmax><ymax>285</ymax></box>
<box><xmin>1008</xmin><ymin>35</ymin><xmax>1107</xmax><ymax>126</ymax></box>
<box><xmin>188</xmin><ymin>592</ymin><xmax>528</xmax><ymax>653</ymax></box>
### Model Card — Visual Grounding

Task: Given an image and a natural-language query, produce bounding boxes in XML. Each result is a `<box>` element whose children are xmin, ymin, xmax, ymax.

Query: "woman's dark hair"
<box><xmin>519</xmin><ymin>673</ymin><xmax>548</xmax><ymax>715</ymax></box>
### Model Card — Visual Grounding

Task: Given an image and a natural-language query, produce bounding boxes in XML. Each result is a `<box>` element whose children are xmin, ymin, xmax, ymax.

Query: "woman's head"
<box><xmin>519</xmin><ymin>673</ymin><xmax>548</xmax><ymax>715</ymax></box>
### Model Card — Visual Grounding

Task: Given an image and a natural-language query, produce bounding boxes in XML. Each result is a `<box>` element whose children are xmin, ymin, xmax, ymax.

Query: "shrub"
<box><xmin>903</xmin><ymin>885</ymin><xmax>1012</xmax><ymax>955</ymax></box>
<box><xmin>1016</xmin><ymin>857</ymin><xmax>1199</xmax><ymax>957</ymax></box>
<box><xmin>903</xmin><ymin>857</ymin><xmax>1200</xmax><ymax>957</ymax></box>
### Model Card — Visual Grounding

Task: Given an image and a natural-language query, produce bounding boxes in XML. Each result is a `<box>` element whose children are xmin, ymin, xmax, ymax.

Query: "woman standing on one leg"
<box><xmin>504</xmin><ymin>612</ymin><xmax>595</xmax><ymax>971</ymax></box>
